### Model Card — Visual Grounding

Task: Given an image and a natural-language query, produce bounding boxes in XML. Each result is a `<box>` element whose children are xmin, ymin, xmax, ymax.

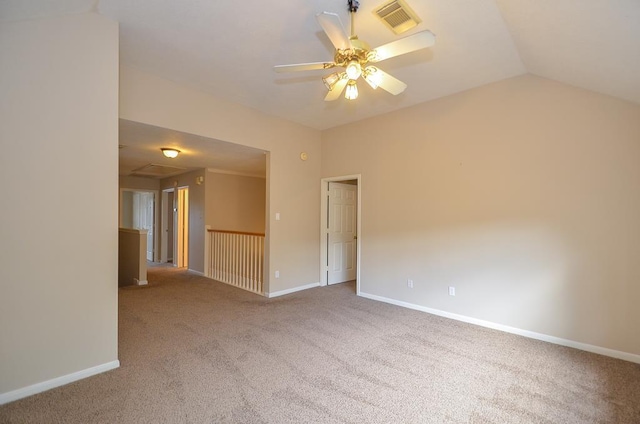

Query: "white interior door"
<box><xmin>327</xmin><ymin>182</ymin><xmax>357</xmax><ymax>284</ymax></box>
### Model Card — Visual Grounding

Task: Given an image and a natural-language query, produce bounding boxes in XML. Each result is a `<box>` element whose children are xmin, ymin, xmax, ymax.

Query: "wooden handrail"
<box><xmin>207</xmin><ymin>229</ymin><xmax>265</xmax><ymax>237</ymax></box>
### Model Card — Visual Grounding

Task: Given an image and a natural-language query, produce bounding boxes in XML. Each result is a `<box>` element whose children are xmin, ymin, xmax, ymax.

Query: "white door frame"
<box><xmin>160</xmin><ymin>188</ymin><xmax>172</xmax><ymax>263</ymax></box>
<box><xmin>175</xmin><ymin>186</ymin><xmax>189</xmax><ymax>268</ymax></box>
<box><xmin>320</xmin><ymin>174</ymin><xmax>362</xmax><ymax>295</ymax></box>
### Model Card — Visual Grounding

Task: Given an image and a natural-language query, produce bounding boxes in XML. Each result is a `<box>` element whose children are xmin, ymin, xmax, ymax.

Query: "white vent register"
<box><xmin>374</xmin><ymin>0</ymin><xmax>421</xmax><ymax>35</ymax></box>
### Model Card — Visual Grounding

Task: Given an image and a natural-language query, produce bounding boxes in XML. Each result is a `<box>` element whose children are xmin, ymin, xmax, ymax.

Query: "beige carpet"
<box><xmin>2</xmin><ymin>267</ymin><xmax>639</xmax><ymax>423</ymax></box>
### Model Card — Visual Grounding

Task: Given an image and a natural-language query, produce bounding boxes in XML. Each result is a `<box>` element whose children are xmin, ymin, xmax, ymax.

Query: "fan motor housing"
<box><xmin>335</xmin><ymin>48</ymin><xmax>368</xmax><ymax>68</ymax></box>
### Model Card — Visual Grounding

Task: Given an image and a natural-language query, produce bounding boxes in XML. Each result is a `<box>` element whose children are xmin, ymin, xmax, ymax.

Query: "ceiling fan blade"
<box><xmin>316</xmin><ymin>12</ymin><xmax>351</xmax><ymax>50</ymax></box>
<box><xmin>370</xmin><ymin>30</ymin><xmax>436</xmax><ymax>62</ymax></box>
<box><xmin>274</xmin><ymin>62</ymin><xmax>336</xmax><ymax>73</ymax></box>
<box><xmin>364</xmin><ymin>67</ymin><xmax>407</xmax><ymax>95</ymax></box>
<box><xmin>324</xmin><ymin>78</ymin><xmax>348</xmax><ymax>101</ymax></box>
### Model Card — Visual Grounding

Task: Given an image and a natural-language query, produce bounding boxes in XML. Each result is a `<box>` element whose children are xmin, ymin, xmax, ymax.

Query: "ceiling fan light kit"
<box><xmin>322</xmin><ymin>72</ymin><xmax>344</xmax><ymax>90</ymax></box>
<box><xmin>363</xmin><ymin>66</ymin><xmax>382</xmax><ymax>89</ymax></box>
<box><xmin>345</xmin><ymin>60</ymin><xmax>363</xmax><ymax>80</ymax></box>
<box><xmin>274</xmin><ymin>0</ymin><xmax>435</xmax><ymax>102</ymax></box>
<box><xmin>345</xmin><ymin>80</ymin><xmax>359</xmax><ymax>100</ymax></box>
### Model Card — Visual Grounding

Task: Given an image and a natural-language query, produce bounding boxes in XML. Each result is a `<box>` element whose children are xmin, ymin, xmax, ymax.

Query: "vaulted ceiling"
<box><xmin>3</xmin><ymin>0</ymin><xmax>640</xmax><ymax>177</ymax></box>
<box><xmin>2</xmin><ymin>0</ymin><xmax>639</xmax><ymax>132</ymax></box>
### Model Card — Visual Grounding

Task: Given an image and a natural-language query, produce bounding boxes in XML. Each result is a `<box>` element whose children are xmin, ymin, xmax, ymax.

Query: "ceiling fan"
<box><xmin>274</xmin><ymin>0</ymin><xmax>436</xmax><ymax>101</ymax></box>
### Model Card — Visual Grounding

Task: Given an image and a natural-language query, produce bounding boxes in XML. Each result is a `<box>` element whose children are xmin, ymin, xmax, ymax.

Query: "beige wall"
<box><xmin>118</xmin><ymin>228</ymin><xmax>148</xmax><ymax>286</ymax></box>
<box><xmin>206</xmin><ymin>172</ymin><xmax>266</xmax><ymax>234</ymax></box>
<box><xmin>322</xmin><ymin>75</ymin><xmax>640</xmax><ymax>356</ymax></box>
<box><xmin>160</xmin><ymin>170</ymin><xmax>206</xmax><ymax>273</ymax></box>
<box><xmin>119</xmin><ymin>175</ymin><xmax>160</xmax><ymax>191</ymax></box>
<box><xmin>120</xmin><ymin>66</ymin><xmax>322</xmax><ymax>294</ymax></box>
<box><xmin>157</xmin><ymin>170</ymin><xmax>265</xmax><ymax>274</ymax></box>
<box><xmin>120</xmin><ymin>191</ymin><xmax>135</xmax><ymax>228</ymax></box>
<box><xmin>0</xmin><ymin>13</ymin><xmax>119</xmax><ymax>395</ymax></box>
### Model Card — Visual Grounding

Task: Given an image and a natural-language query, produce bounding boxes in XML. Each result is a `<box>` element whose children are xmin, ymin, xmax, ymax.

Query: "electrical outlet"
<box><xmin>448</xmin><ymin>286</ymin><xmax>456</xmax><ymax>296</ymax></box>
<box><xmin>407</xmin><ymin>279</ymin><xmax>414</xmax><ymax>289</ymax></box>
<box><xmin>275</xmin><ymin>270</ymin><xmax>280</xmax><ymax>278</ymax></box>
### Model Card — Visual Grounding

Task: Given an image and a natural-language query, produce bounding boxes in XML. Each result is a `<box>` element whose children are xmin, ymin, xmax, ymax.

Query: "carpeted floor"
<box><xmin>2</xmin><ymin>266</ymin><xmax>639</xmax><ymax>423</ymax></box>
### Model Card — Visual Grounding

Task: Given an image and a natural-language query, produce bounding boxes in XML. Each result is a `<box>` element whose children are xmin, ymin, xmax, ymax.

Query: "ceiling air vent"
<box><xmin>131</xmin><ymin>163</ymin><xmax>187</xmax><ymax>178</ymax></box>
<box><xmin>374</xmin><ymin>0</ymin><xmax>421</xmax><ymax>35</ymax></box>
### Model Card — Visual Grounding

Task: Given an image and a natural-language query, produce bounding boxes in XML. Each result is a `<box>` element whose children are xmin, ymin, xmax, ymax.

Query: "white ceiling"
<box><xmin>495</xmin><ymin>0</ymin><xmax>640</xmax><ymax>106</ymax></box>
<box><xmin>118</xmin><ymin>120</ymin><xmax>267</xmax><ymax>178</ymax></box>
<box><xmin>104</xmin><ymin>0</ymin><xmax>528</xmax><ymax>130</ymax></box>
<box><xmin>2</xmin><ymin>0</ymin><xmax>639</xmax><ymax>173</ymax></box>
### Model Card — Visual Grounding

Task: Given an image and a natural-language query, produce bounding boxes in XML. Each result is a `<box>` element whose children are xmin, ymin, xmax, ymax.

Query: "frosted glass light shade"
<box><xmin>322</xmin><ymin>72</ymin><xmax>342</xmax><ymax>90</ymax></box>
<box><xmin>345</xmin><ymin>60</ymin><xmax>362</xmax><ymax>80</ymax></box>
<box><xmin>363</xmin><ymin>66</ymin><xmax>383</xmax><ymax>89</ymax></box>
<box><xmin>161</xmin><ymin>148</ymin><xmax>180</xmax><ymax>158</ymax></box>
<box><xmin>345</xmin><ymin>81</ymin><xmax>358</xmax><ymax>100</ymax></box>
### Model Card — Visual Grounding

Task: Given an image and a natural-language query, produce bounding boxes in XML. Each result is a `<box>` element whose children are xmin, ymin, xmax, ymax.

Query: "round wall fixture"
<box><xmin>300</xmin><ymin>152</ymin><xmax>308</xmax><ymax>161</ymax></box>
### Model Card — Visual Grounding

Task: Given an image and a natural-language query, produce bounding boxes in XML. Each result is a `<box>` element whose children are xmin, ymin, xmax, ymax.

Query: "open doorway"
<box><xmin>320</xmin><ymin>175</ymin><xmax>362</xmax><ymax>295</ymax></box>
<box><xmin>176</xmin><ymin>187</ymin><xmax>189</xmax><ymax>268</ymax></box>
<box><xmin>160</xmin><ymin>187</ymin><xmax>189</xmax><ymax>268</ymax></box>
<box><xmin>160</xmin><ymin>189</ymin><xmax>173</xmax><ymax>263</ymax></box>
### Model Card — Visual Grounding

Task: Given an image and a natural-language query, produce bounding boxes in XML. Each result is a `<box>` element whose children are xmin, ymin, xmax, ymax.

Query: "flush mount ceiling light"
<box><xmin>274</xmin><ymin>0</ymin><xmax>436</xmax><ymax>101</ymax></box>
<box><xmin>161</xmin><ymin>148</ymin><xmax>180</xmax><ymax>158</ymax></box>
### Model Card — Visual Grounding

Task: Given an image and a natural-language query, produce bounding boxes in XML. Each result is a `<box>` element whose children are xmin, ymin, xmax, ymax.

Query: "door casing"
<box><xmin>175</xmin><ymin>186</ymin><xmax>189</xmax><ymax>268</ymax></box>
<box><xmin>160</xmin><ymin>189</ymin><xmax>173</xmax><ymax>263</ymax></box>
<box><xmin>320</xmin><ymin>175</ymin><xmax>362</xmax><ymax>294</ymax></box>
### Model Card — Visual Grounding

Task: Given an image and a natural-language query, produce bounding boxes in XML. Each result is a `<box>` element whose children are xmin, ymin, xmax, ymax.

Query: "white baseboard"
<box><xmin>359</xmin><ymin>292</ymin><xmax>640</xmax><ymax>365</ymax></box>
<box><xmin>188</xmin><ymin>269</ymin><xmax>205</xmax><ymax>277</ymax></box>
<box><xmin>0</xmin><ymin>360</ymin><xmax>120</xmax><ymax>405</ymax></box>
<box><xmin>266</xmin><ymin>282</ymin><xmax>320</xmax><ymax>298</ymax></box>
<box><xmin>134</xmin><ymin>278</ymin><xmax>148</xmax><ymax>286</ymax></box>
